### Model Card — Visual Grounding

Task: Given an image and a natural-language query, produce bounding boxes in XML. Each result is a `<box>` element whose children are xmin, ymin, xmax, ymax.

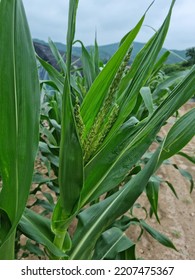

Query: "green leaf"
<box><xmin>146</xmin><ymin>176</ymin><xmax>160</xmax><ymax>223</ymax></box>
<box><xmin>107</xmin><ymin>1</ymin><xmax>175</xmax><ymax>140</ymax></box>
<box><xmin>74</xmin><ymin>40</ymin><xmax>96</xmax><ymax>89</ymax></box>
<box><xmin>81</xmin><ymin>14</ymin><xmax>145</xmax><ymax>136</ymax></box>
<box><xmin>52</xmin><ymin>198</ymin><xmax>75</xmax><ymax>233</ymax></box>
<box><xmin>0</xmin><ymin>0</ymin><xmax>40</xmax><ymax>256</ymax></box>
<box><xmin>173</xmin><ymin>164</ymin><xmax>194</xmax><ymax>193</ymax></box>
<box><xmin>118</xmin><ymin>245</ymin><xmax>136</xmax><ymax>260</ymax></box>
<box><xmin>81</xmin><ymin>117</ymin><xmax>143</xmax><ymax>204</ymax></box>
<box><xmin>140</xmin><ymin>219</ymin><xmax>177</xmax><ymax>250</ymax></box>
<box><xmin>81</xmin><ymin>66</ymin><xmax>195</xmax><ymax>205</ymax></box>
<box><xmin>38</xmin><ymin>56</ymin><xmax>80</xmax><ymax>96</ymax></box>
<box><xmin>48</xmin><ymin>37</ymin><xmax>66</xmax><ymax>75</ymax></box>
<box><xmin>93</xmin><ymin>36</ymin><xmax>100</xmax><ymax>76</ymax></box>
<box><xmin>40</xmin><ymin>125</ymin><xmax>58</xmax><ymax>146</ymax></box>
<box><xmin>80</xmin><ymin>1</ymin><xmax>195</xmax><ymax>206</ymax></box>
<box><xmin>151</xmin><ymin>50</ymin><xmax>170</xmax><ymax>77</ymax></box>
<box><xmin>70</xmin><ymin>147</ymin><xmax>161</xmax><ymax>259</ymax></box>
<box><xmin>164</xmin><ymin>180</ymin><xmax>178</xmax><ymax>199</ymax></box>
<box><xmin>66</xmin><ymin>0</ymin><xmax>79</xmax><ymax>74</ymax></box>
<box><xmin>24</xmin><ymin>240</ymin><xmax>45</xmax><ymax>257</ymax></box>
<box><xmin>93</xmin><ymin>227</ymin><xmax>135</xmax><ymax>260</ymax></box>
<box><xmin>37</xmin><ymin>55</ymin><xmax>64</xmax><ymax>93</ymax></box>
<box><xmin>39</xmin><ymin>142</ymin><xmax>59</xmax><ymax>167</ymax></box>
<box><xmin>54</xmin><ymin>76</ymin><xmax>84</xmax><ymax>221</ymax></box>
<box><xmin>19</xmin><ymin>208</ymin><xmax>67</xmax><ymax>258</ymax></box>
<box><xmin>140</xmin><ymin>87</ymin><xmax>154</xmax><ymax>115</ymax></box>
<box><xmin>153</xmin><ymin>70</ymin><xmax>189</xmax><ymax>102</ymax></box>
<box><xmin>159</xmin><ymin>108</ymin><xmax>195</xmax><ymax>163</ymax></box>
<box><xmin>0</xmin><ymin>209</ymin><xmax>12</xmax><ymax>244</ymax></box>
<box><xmin>112</xmin><ymin>215</ymin><xmax>138</xmax><ymax>232</ymax></box>
<box><xmin>53</xmin><ymin>0</ymin><xmax>83</xmax><ymax>229</ymax></box>
<box><xmin>177</xmin><ymin>151</ymin><xmax>195</xmax><ymax>164</ymax></box>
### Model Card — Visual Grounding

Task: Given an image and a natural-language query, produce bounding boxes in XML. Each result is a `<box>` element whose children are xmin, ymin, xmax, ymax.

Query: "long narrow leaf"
<box><xmin>48</xmin><ymin>37</ymin><xmax>67</xmax><ymax>75</ymax></box>
<box><xmin>70</xmin><ymin>147</ymin><xmax>161</xmax><ymax>259</ymax></box>
<box><xmin>146</xmin><ymin>177</ymin><xmax>160</xmax><ymax>223</ymax></box>
<box><xmin>0</xmin><ymin>0</ymin><xmax>40</xmax><ymax>257</ymax></box>
<box><xmin>74</xmin><ymin>40</ymin><xmax>96</xmax><ymax>89</ymax></box>
<box><xmin>107</xmin><ymin>0</ymin><xmax>176</xmax><ymax>141</ymax></box>
<box><xmin>158</xmin><ymin>108</ymin><xmax>195</xmax><ymax>164</ymax></box>
<box><xmin>92</xmin><ymin>227</ymin><xmax>135</xmax><ymax>260</ymax></box>
<box><xmin>53</xmin><ymin>0</ymin><xmax>83</xmax><ymax>230</ymax></box>
<box><xmin>81</xmin><ymin>66</ymin><xmax>195</xmax><ymax>205</ymax></box>
<box><xmin>177</xmin><ymin>151</ymin><xmax>195</xmax><ymax>164</ymax></box>
<box><xmin>140</xmin><ymin>220</ymin><xmax>177</xmax><ymax>250</ymax></box>
<box><xmin>81</xmin><ymin>14</ymin><xmax>146</xmax><ymax>136</ymax></box>
<box><xmin>19</xmin><ymin>208</ymin><xmax>67</xmax><ymax>258</ymax></box>
<box><xmin>37</xmin><ymin>55</ymin><xmax>64</xmax><ymax>93</ymax></box>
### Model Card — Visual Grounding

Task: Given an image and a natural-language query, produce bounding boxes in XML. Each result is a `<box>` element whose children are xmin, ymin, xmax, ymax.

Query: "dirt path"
<box><xmin>128</xmin><ymin>102</ymin><xmax>195</xmax><ymax>260</ymax></box>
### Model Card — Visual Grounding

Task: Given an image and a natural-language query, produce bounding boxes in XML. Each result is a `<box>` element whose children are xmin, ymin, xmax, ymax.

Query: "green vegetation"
<box><xmin>0</xmin><ymin>0</ymin><xmax>194</xmax><ymax>260</ymax></box>
<box><xmin>162</xmin><ymin>63</ymin><xmax>189</xmax><ymax>74</ymax></box>
<box><xmin>162</xmin><ymin>47</ymin><xmax>195</xmax><ymax>75</ymax></box>
<box><xmin>185</xmin><ymin>47</ymin><xmax>195</xmax><ymax>66</ymax></box>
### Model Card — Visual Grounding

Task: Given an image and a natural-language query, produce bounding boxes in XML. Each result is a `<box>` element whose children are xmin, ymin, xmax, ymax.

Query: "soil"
<box><xmin>126</xmin><ymin>102</ymin><xmax>195</xmax><ymax>260</ymax></box>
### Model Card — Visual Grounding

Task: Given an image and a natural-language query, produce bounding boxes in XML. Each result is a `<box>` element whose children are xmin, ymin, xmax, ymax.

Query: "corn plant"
<box><xmin>0</xmin><ymin>0</ymin><xmax>195</xmax><ymax>260</ymax></box>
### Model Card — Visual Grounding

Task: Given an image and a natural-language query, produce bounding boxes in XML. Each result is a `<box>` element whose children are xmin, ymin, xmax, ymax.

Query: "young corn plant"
<box><xmin>0</xmin><ymin>0</ymin><xmax>195</xmax><ymax>259</ymax></box>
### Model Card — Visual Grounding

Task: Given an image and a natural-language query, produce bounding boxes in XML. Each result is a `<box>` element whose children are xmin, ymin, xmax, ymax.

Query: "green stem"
<box><xmin>53</xmin><ymin>231</ymin><xmax>67</xmax><ymax>251</ymax></box>
<box><xmin>47</xmin><ymin>231</ymin><xmax>67</xmax><ymax>260</ymax></box>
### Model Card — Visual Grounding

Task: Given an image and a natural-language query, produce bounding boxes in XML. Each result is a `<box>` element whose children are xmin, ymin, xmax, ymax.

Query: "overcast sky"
<box><xmin>23</xmin><ymin>0</ymin><xmax>195</xmax><ymax>50</ymax></box>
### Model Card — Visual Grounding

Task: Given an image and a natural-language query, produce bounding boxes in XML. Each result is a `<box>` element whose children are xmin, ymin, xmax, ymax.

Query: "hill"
<box><xmin>33</xmin><ymin>39</ymin><xmax>187</xmax><ymax>65</ymax></box>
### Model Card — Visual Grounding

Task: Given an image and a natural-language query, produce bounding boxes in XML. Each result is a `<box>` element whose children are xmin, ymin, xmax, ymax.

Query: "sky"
<box><xmin>22</xmin><ymin>0</ymin><xmax>195</xmax><ymax>50</ymax></box>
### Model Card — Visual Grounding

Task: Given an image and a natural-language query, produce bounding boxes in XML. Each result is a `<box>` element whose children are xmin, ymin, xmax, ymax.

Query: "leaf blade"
<box><xmin>0</xmin><ymin>0</ymin><xmax>40</xmax><ymax>251</ymax></box>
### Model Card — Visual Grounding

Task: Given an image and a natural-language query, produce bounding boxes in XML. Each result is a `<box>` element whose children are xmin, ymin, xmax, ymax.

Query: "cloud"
<box><xmin>23</xmin><ymin>0</ymin><xmax>195</xmax><ymax>50</ymax></box>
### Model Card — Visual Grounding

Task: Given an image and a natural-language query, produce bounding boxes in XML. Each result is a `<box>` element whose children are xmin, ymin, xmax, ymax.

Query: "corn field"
<box><xmin>0</xmin><ymin>0</ymin><xmax>194</xmax><ymax>260</ymax></box>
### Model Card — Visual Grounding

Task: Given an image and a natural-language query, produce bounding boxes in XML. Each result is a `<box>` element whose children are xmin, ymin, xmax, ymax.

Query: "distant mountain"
<box><xmin>33</xmin><ymin>40</ymin><xmax>81</xmax><ymax>70</ymax></box>
<box><xmin>33</xmin><ymin>38</ymin><xmax>187</xmax><ymax>65</ymax></box>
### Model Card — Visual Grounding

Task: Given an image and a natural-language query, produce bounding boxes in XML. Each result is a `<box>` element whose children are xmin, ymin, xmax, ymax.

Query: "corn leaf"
<box><xmin>70</xmin><ymin>147</ymin><xmax>161</xmax><ymax>259</ymax></box>
<box><xmin>0</xmin><ymin>0</ymin><xmax>40</xmax><ymax>256</ymax></box>
<box><xmin>151</xmin><ymin>50</ymin><xmax>170</xmax><ymax>77</ymax></box>
<box><xmin>92</xmin><ymin>227</ymin><xmax>135</xmax><ymax>260</ymax></box>
<box><xmin>146</xmin><ymin>177</ymin><xmax>160</xmax><ymax>223</ymax></box>
<box><xmin>173</xmin><ymin>164</ymin><xmax>194</xmax><ymax>193</ymax></box>
<box><xmin>93</xmin><ymin>36</ymin><xmax>100</xmax><ymax>76</ymax></box>
<box><xmin>177</xmin><ymin>152</ymin><xmax>195</xmax><ymax>164</ymax></box>
<box><xmin>140</xmin><ymin>87</ymin><xmax>154</xmax><ymax>115</ymax></box>
<box><xmin>37</xmin><ymin>55</ymin><xmax>64</xmax><ymax>93</ymax></box>
<box><xmin>66</xmin><ymin>0</ymin><xmax>79</xmax><ymax>74</ymax></box>
<box><xmin>140</xmin><ymin>219</ymin><xmax>177</xmax><ymax>250</ymax></box>
<box><xmin>81</xmin><ymin>15</ymin><xmax>146</xmax><ymax>136</ymax></box>
<box><xmin>54</xmin><ymin>78</ymin><xmax>84</xmax><ymax>219</ymax></box>
<box><xmin>48</xmin><ymin>37</ymin><xmax>67</xmax><ymax>75</ymax></box>
<box><xmin>81</xmin><ymin>66</ymin><xmax>195</xmax><ymax>205</ymax></box>
<box><xmin>118</xmin><ymin>245</ymin><xmax>136</xmax><ymax>260</ymax></box>
<box><xmin>153</xmin><ymin>70</ymin><xmax>190</xmax><ymax>101</ymax></box>
<box><xmin>164</xmin><ymin>180</ymin><xmax>178</xmax><ymax>199</ymax></box>
<box><xmin>74</xmin><ymin>40</ymin><xmax>96</xmax><ymax>89</ymax></box>
<box><xmin>52</xmin><ymin>0</ymin><xmax>83</xmax><ymax>230</ymax></box>
<box><xmin>107</xmin><ymin>0</ymin><xmax>175</xmax><ymax>141</ymax></box>
<box><xmin>158</xmin><ymin>108</ymin><xmax>195</xmax><ymax>163</ymax></box>
<box><xmin>19</xmin><ymin>208</ymin><xmax>67</xmax><ymax>258</ymax></box>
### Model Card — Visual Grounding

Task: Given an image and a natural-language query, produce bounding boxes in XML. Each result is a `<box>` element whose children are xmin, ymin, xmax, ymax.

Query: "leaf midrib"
<box><xmin>13</xmin><ymin>0</ymin><xmax>19</xmax><ymax>219</ymax></box>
